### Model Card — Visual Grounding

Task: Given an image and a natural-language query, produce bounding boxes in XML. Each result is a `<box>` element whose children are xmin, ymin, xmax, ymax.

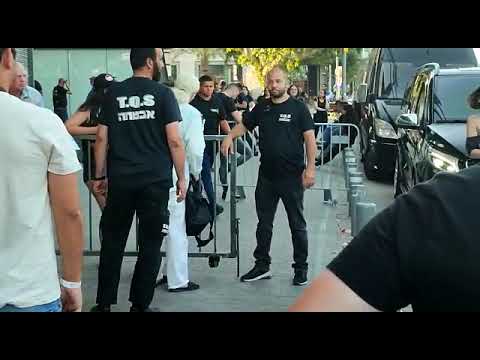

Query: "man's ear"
<box><xmin>146</xmin><ymin>57</ymin><xmax>154</xmax><ymax>69</ymax></box>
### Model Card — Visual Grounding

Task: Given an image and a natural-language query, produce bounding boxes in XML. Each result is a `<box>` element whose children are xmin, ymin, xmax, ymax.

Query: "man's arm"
<box><xmin>94</xmin><ymin>124</ymin><xmax>108</xmax><ymax>179</ymax></box>
<box><xmin>48</xmin><ymin>173</ymin><xmax>84</xmax><ymax>282</ymax></box>
<box><xmin>166</xmin><ymin>121</ymin><xmax>186</xmax><ymax>201</ymax></box>
<box><xmin>48</xmin><ymin>172</ymin><xmax>84</xmax><ymax>312</ymax></box>
<box><xmin>231</xmin><ymin>110</ymin><xmax>243</xmax><ymax>125</ymax></box>
<box><xmin>221</xmin><ymin>122</ymin><xmax>248</xmax><ymax>157</ymax></box>
<box><xmin>302</xmin><ymin>129</ymin><xmax>317</xmax><ymax>189</ymax></box>
<box><xmin>220</xmin><ymin>119</ymin><xmax>231</xmax><ymax>134</ymax></box>
<box><xmin>289</xmin><ymin>270</ymin><xmax>379</xmax><ymax>312</ymax></box>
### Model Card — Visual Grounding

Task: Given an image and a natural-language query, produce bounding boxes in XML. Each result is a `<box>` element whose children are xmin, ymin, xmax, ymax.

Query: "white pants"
<box><xmin>161</xmin><ymin>187</ymin><xmax>190</xmax><ymax>289</ymax></box>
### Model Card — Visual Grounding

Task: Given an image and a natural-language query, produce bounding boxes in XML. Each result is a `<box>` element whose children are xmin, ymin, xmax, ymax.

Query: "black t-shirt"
<box><xmin>215</xmin><ymin>92</ymin><xmax>237</xmax><ymax>123</ymax></box>
<box><xmin>236</xmin><ymin>93</ymin><xmax>253</xmax><ymax>112</ymax></box>
<box><xmin>53</xmin><ymin>85</ymin><xmax>68</xmax><ymax>108</ymax></box>
<box><xmin>243</xmin><ymin>97</ymin><xmax>314</xmax><ymax>179</ymax></box>
<box><xmin>328</xmin><ymin>165</ymin><xmax>480</xmax><ymax>312</ymax></box>
<box><xmin>189</xmin><ymin>94</ymin><xmax>227</xmax><ymax>135</ymax></box>
<box><xmin>98</xmin><ymin>77</ymin><xmax>181</xmax><ymax>187</ymax></box>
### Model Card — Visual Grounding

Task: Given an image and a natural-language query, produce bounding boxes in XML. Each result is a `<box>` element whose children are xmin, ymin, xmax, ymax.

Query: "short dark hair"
<box><xmin>0</xmin><ymin>48</ymin><xmax>16</xmax><ymax>60</ymax></box>
<box><xmin>469</xmin><ymin>87</ymin><xmax>480</xmax><ymax>110</ymax></box>
<box><xmin>199</xmin><ymin>75</ymin><xmax>214</xmax><ymax>84</ymax></box>
<box><xmin>130</xmin><ymin>48</ymin><xmax>157</xmax><ymax>71</ymax></box>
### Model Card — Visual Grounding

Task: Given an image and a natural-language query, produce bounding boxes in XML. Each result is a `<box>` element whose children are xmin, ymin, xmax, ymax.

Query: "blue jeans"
<box><xmin>0</xmin><ymin>298</ymin><xmax>61</xmax><ymax>312</ymax></box>
<box><xmin>320</xmin><ymin>125</ymin><xmax>341</xmax><ymax>150</ymax></box>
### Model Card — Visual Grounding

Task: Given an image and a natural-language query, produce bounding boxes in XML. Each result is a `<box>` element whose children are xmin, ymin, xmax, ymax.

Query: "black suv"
<box><xmin>356</xmin><ymin>48</ymin><xmax>478</xmax><ymax>180</ymax></box>
<box><xmin>394</xmin><ymin>64</ymin><xmax>480</xmax><ymax>196</ymax></box>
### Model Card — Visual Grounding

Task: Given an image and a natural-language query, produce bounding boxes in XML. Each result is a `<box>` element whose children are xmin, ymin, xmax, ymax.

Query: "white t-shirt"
<box><xmin>170</xmin><ymin>103</ymin><xmax>206</xmax><ymax>191</ymax></box>
<box><xmin>0</xmin><ymin>92</ymin><xmax>82</xmax><ymax>308</ymax></box>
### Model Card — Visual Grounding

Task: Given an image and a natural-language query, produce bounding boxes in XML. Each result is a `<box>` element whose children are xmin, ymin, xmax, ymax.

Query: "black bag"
<box><xmin>185</xmin><ymin>175</ymin><xmax>214</xmax><ymax>248</ymax></box>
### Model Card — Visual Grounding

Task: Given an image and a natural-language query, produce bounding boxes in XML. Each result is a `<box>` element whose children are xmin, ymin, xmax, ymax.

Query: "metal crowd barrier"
<box><xmin>70</xmin><ymin>134</ymin><xmax>242</xmax><ymax>276</ymax></box>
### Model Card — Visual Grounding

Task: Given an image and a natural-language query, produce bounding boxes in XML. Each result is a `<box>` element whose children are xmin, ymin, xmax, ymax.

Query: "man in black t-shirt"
<box><xmin>90</xmin><ymin>48</ymin><xmax>186</xmax><ymax>313</ymax></box>
<box><xmin>190</xmin><ymin>75</ymin><xmax>231</xmax><ymax>218</ymax></box>
<box><xmin>221</xmin><ymin>66</ymin><xmax>317</xmax><ymax>286</ymax></box>
<box><xmin>290</xmin><ymin>165</ymin><xmax>480</xmax><ymax>312</ymax></box>
<box><xmin>52</xmin><ymin>78</ymin><xmax>72</xmax><ymax>122</ymax></box>
<box><xmin>216</xmin><ymin>83</ymin><xmax>253</xmax><ymax>200</ymax></box>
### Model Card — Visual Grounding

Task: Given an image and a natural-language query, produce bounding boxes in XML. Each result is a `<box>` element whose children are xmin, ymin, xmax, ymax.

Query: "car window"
<box><xmin>432</xmin><ymin>74</ymin><xmax>480</xmax><ymax>123</ymax></box>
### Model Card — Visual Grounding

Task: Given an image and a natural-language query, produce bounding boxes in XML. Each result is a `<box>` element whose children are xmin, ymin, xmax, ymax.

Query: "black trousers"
<box><xmin>254</xmin><ymin>171</ymin><xmax>308</xmax><ymax>271</ymax></box>
<box><xmin>54</xmin><ymin>107</ymin><xmax>68</xmax><ymax>122</ymax></box>
<box><xmin>96</xmin><ymin>180</ymin><xmax>170</xmax><ymax>308</ymax></box>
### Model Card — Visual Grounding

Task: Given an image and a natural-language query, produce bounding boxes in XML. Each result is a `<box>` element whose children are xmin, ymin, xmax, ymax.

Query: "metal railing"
<box><xmin>70</xmin><ymin>134</ymin><xmax>242</xmax><ymax>275</ymax></box>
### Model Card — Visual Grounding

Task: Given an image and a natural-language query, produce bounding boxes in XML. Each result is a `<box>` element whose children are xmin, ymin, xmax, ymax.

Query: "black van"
<box><xmin>356</xmin><ymin>48</ymin><xmax>478</xmax><ymax>180</ymax></box>
<box><xmin>394</xmin><ymin>65</ymin><xmax>480</xmax><ymax>197</ymax></box>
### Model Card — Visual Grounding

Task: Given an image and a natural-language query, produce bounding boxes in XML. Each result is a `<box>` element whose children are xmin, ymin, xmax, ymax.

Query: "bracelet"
<box><xmin>92</xmin><ymin>176</ymin><xmax>106</xmax><ymax>181</ymax></box>
<box><xmin>60</xmin><ymin>278</ymin><xmax>82</xmax><ymax>289</ymax></box>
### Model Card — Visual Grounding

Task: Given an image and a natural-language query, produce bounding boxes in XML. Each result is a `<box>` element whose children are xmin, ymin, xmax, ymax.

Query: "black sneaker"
<box><xmin>293</xmin><ymin>270</ymin><xmax>308</xmax><ymax>286</ymax></box>
<box><xmin>216</xmin><ymin>204</ymin><xmax>224</xmax><ymax>216</ymax></box>
<box><xmin>168</xmin><ymin>281</ymin><xmax>200</xmax><ymax>293</ymax></box>
<box><xmin>155</xmin><ymin>276</ymin><xmax>168</xmax><ymax>288</ymax></box>
<box><xmin>90</xmin><ymin>304</ymin><xmax>111</xmax><ymax>312</ymax></box>
<box><xmin>240</xmin><ymin>266</ymin><xmax>272</xmax><ymax>282</ymax></box>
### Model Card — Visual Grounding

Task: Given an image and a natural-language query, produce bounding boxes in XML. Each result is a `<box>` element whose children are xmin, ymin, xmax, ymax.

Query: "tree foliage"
<box><xmin>225</xmin><ymin>48</ymin><xmax>301</xmax><ymax>83</ymax></box>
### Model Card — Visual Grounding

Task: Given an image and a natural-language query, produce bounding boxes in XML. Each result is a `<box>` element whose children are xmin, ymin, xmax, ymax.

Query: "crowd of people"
<box><xmin>0</xmin><ymin>48</ymin><xmax>319</xmax><ymax>312</ymax></box>
<box><xmin>5</xmin><ymin>46</ymin><xmax>480</xmax><ymax>312</ymax></box>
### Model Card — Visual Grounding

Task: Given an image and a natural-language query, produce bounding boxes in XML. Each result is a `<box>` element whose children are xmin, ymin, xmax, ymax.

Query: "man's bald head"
<box><xmin>266</xmin><ymin>65</ymin><xmax>289</xmax><ymax>100</ymax></box>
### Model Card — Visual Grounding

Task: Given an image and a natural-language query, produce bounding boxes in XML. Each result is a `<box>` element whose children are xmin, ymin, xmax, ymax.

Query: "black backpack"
<box><xmin>185</xmin><ymin>176</ymin><xmax>214</xmax><ymax>248</ymax></box>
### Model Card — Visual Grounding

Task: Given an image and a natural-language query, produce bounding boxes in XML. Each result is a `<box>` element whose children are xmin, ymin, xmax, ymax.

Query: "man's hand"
<box><xmin>221</xmin><ymin>135</ymin><xmax>234</xmax><ymax>157</ymax></box>
<box><xmin>176</xmin><ymin>178</ymin><xmax>186</xmax><ymax>203</ymax></box>
<box><xmin>61</xmin><ymin>287</ymin><xmax>82</xmax><ymax>312</ymax></box>
<box><xmin>302</xmin><ymin>168</ymin><xmax>316</xmax><ymax>189</ymax></box>
<box><xmin>92</xmin><ymin>179</ymin><xmax>107</xmax><ymax>196</ymax></box>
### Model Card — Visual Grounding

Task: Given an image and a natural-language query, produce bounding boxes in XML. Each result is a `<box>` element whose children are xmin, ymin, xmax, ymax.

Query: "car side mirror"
<box><xmin>395</xmin><ymin>113</ymin><xmax>419</xmax><ymax>129</ymax></box>
<box><xmin>357</xmin><ymin>84</ymin><xmax>368</xmax><ymax>103</ymax></box>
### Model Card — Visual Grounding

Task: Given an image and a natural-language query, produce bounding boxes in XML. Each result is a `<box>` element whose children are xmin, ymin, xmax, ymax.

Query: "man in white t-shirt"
<box><xmin>156</xmin><ymin>74</ymin><xmax>205</xmax><ymax>292</ymax></box>
<box><xmin>0</xmin><ymin>48</ymin><xmax>85</xmax><ymax>312</ymax></box>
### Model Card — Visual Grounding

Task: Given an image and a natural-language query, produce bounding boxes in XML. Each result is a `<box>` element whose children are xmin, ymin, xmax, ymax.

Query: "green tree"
<box><xmin>170</xmin><ymin>48</ymin><xmax>226</xmax><ymax>76</ymax></box>
<box><xmin>225</xmin><ymin>48</ymin><xmax>301</xmax><ymax>83</ymax></box>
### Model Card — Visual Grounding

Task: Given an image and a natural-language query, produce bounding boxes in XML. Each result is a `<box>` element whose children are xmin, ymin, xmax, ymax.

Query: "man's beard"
<box><xmin>152</xmin><ymin>62</ymin><xmax>161</xmax><ymax>82</ymax></box>
<box><xmin>270</xmin><ymin>88</ymin><xmax>286</xmax><ymax>99</ymax></box>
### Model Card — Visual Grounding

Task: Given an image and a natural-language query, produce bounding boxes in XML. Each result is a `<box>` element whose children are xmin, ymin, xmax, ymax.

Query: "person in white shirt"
<box><xmin>9</xmin><ymin>62</ymin><xmax>44</xmax><ymax>108</ymax></box>
<box><xmin>156</xmin><ymin>74</ymin><xmax>206</xmax><ymax>292</ymax></box>
<box><xmin>0</xmin><ymin>48</ymin><xmax>84</xmax><ymax>313</ymax></box>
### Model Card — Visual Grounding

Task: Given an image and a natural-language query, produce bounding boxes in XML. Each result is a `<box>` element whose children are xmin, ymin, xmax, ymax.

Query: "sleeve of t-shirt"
<box><xmin>242</xmin><ymin>104</ymin><xmax>260</xmax><ymax>131</ymax></box>
<box><xmin>160</xmin><ymin>87</ymin><xmax>182</xmax><ymax>125</ymax></box>
<box><xmin>41</xmin><ymin>111</ymin><xmax>82</xmax><ymax>175</ymax></box>
<box><xmin>217</xmin><ymin>98</ymin><xmax>227</xmax><ymax>122</ymax></box>
<box><xmin>225</xmin><ymin>96</ymin><xmax>237</xmax><ymax>115</ymax></box>
<box><xmin>298</xmin><ymin>103</ymin><xmax>315</xmax><ymax>132</ymax></box>
<box><xmin>326</xmin><ymin>188</ymin><xmax>424</xmax><ymax>312</ymax></box>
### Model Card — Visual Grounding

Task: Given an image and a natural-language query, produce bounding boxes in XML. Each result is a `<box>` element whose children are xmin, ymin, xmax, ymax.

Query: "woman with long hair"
<box><xmin>65</xmin><ymin>73</ymin><xmax>116</xmax><ymax>210</ymax></box>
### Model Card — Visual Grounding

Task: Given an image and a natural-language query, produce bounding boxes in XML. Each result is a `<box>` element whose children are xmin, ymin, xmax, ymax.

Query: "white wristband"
<box><xmin>60</xmin><ymin>278</ymin><xmax>82</xmax><ymax>289</ymax></box>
